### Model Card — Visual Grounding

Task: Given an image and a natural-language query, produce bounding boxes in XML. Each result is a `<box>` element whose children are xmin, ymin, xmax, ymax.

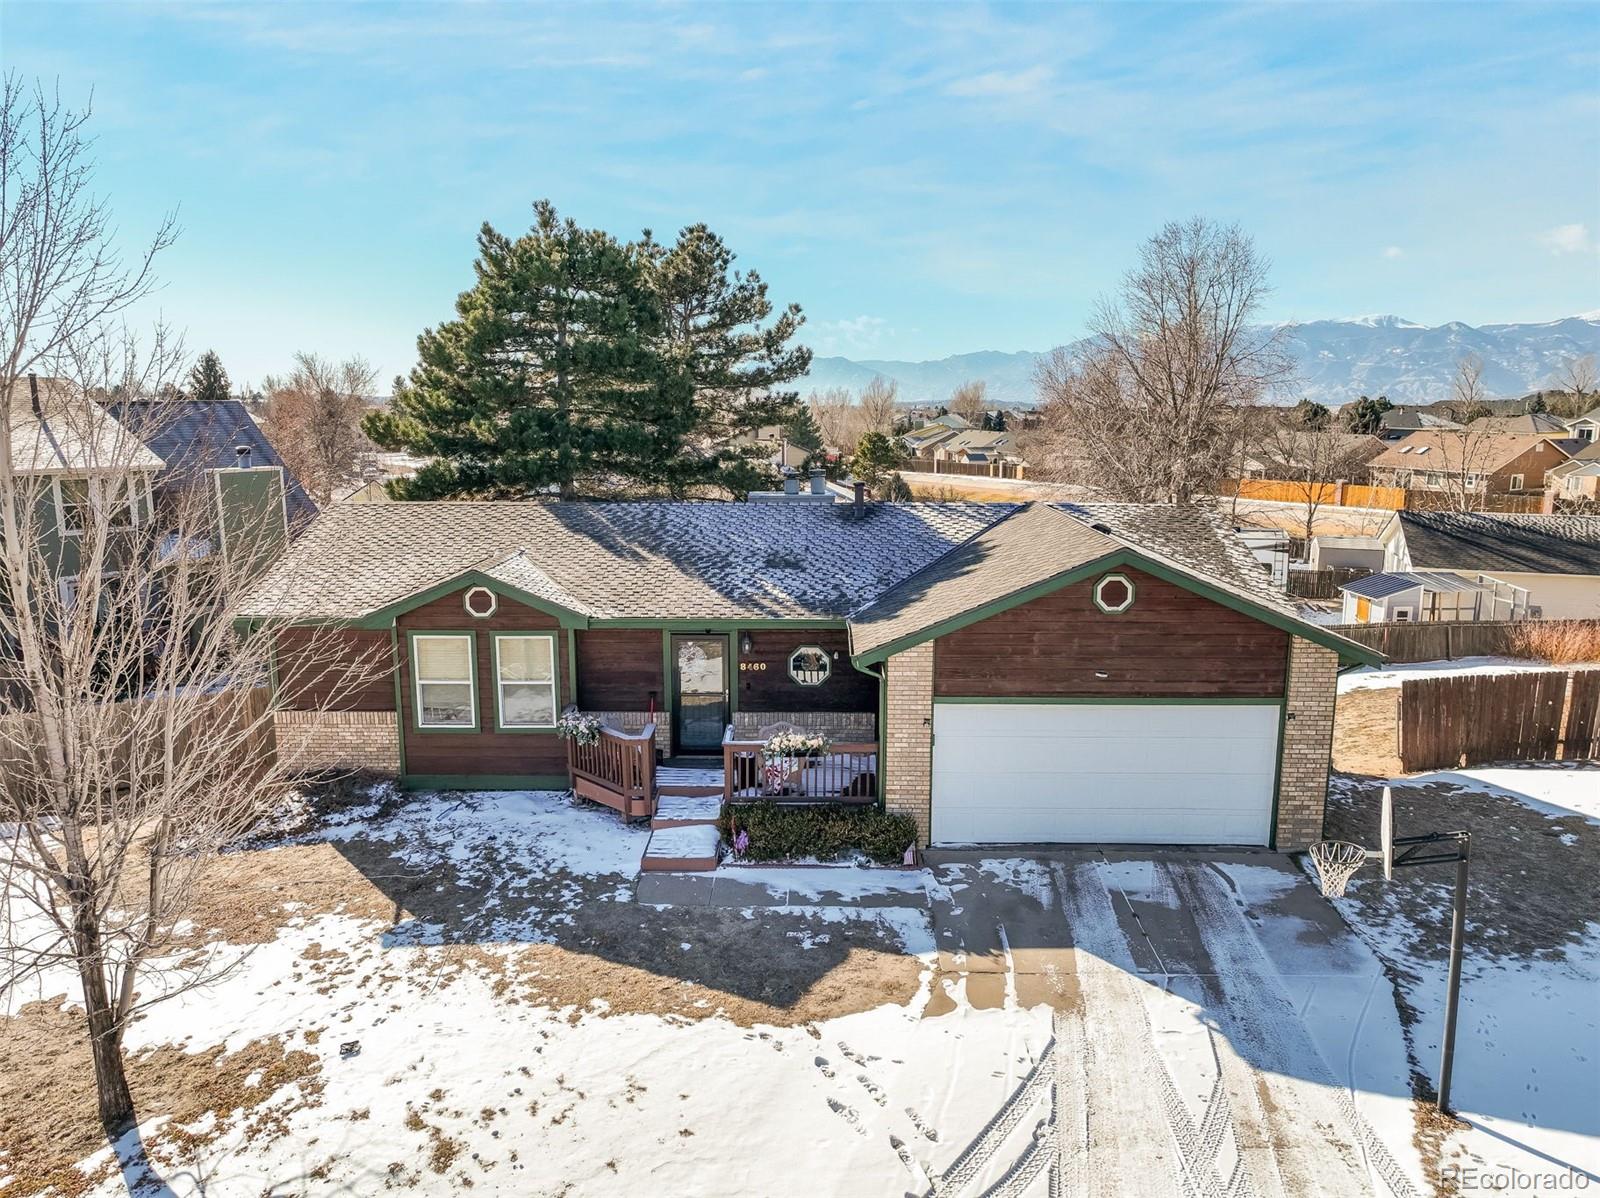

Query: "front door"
<box><xmin>671</xmin><ymin>635</ymin><xmax>729</xmax><ymax>754</ymax></box>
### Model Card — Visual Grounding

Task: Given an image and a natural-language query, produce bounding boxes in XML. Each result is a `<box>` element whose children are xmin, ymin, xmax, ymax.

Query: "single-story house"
<box><xmin>901</xmin><ymin>418</ymin><xmax>970</xmax><ymax>457</ymax></box>
<box><xmin>1377</xmin><ymin>509</ymin><xmax>1600</xmax><ymax>619</ymax></box>
<box><xmin>237</xmin><ymin>500</ymin><xmax>1377</xmax><ymax>851</ymax></box>
<box><xmin>1467</xmin><ymin>411</ymin><xmax>1573</xmax><ymax>438</ymax></box>
<box><xmin>1375</xmin><ymin>409</ymin><xmax>1461</xmax><ymax>441</ymax></box>
<box><xmin>1367</xmin><ymin>431</ymin><xmax>1580</xmax><ymax>496</ymax></box>
<box><xmin>1338</xmin><ymin>570</ymin><xmax>1521</xmax><ymax>624</ymax></box>
<box><xmin>932</xmin><ymin>429</ymin><xmax>1016</xmax><ymax>465</ymax></box>
<box><xmin>1309</xmin><ymin>535</ymin><xmax>1385</xmax><ymax>572</ymax></box>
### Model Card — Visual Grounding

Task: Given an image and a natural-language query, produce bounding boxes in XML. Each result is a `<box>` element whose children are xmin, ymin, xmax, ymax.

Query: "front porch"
<box><xmin>567</xmin><ymin>720</ymin><xmax>882</xmax><ymax>873</ymax></box>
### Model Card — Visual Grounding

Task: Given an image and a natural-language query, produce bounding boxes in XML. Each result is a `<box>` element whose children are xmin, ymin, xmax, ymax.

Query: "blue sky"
<box><xmin>6</xmin><ymin>1</ymin><xmax>1598</xmax><ymax>386</ymax></box>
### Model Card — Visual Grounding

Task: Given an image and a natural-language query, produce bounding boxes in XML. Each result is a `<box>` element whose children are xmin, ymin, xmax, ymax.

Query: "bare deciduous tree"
<box><xmin>1033</xmin><ymin>218</ymin><xmax>1288</xmax><ymax>503</ymax></box>
<box><xmin>947</xmin><ymin>380</ymin><xmax>987</xmax><ymax>427</ymax></box>
<box><xmin>262</xmin><ymin>352</ymin><xmax>377</xmax><ymax>504</ymax></box>
<box><xmin>1433</xmin><ymin>355</ymin><xmax>1501</xmax><ymax>513</ymax></box>
<box><xmin>807</xmin><ymin>387</ymin><xmax>855</xmax><ymax>451</ymax></box>
<box><xmin>1247</xmin><ymin>411</ymin><xmax>1379</xmax><ymax>543</ymax></box>
<box><xmin>1551</xmin><ymin>354</ymin><xmax>1597</xmax><ymax>418</ymax></box>
<box><xmin>856</xmin><ymin>376</ymin><xmax>899</xmax><ymax>438</ymax></box>
<box><xmin>0</xmin><ymin>77</ymin><xmax>377</xmax><ymax>1139</ymax></box>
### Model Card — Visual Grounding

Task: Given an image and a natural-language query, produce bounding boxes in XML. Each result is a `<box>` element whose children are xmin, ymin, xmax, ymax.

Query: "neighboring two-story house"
<box><xmin>1367</xmin><ymin>430</ymin><xmax>1581</xmax><ymax>497</ymax></box>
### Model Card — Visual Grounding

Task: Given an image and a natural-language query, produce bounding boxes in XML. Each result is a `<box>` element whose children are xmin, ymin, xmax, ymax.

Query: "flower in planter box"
<box><xmin>555</xmin><ymin>708</ymin><xmax>605</xmax><ymax>746</ymax></box>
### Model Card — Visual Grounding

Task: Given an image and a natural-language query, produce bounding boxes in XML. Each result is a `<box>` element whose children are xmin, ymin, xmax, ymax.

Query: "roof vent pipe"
<box><xmin>782</xmin><ymin>466</ymin><xmax>799</xmax><ymax>496</ymax></box>
<box><xmin>808</xmin><ymin>467</ymin><xmax>826</xmax><ymax>496</ymax></box>
<box><xmin>853</xmin><ymin>480</ymin><xmax>865</xmax><ymax>519</ymax></box>
<box><xmin>235</xmin><ymin>444</ymin><xmax>252</xmax><ymax>468</ymax></box>
<box><xmin>27</xmin><ymin>372</ymin><xmax>40</xmax><ymax>417</ymax></box>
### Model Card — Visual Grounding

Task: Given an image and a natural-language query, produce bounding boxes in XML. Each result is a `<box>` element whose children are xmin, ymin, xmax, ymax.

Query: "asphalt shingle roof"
<box><xmin>109</xmin><ymin>399</ymin><xmax>317</xmax><ymax>527</ymax></box>
<box><xmin>237</xmin><ymin>500</ymin><xmax>1017</xmax><ymax>622</ymax></box>
<box><xmin>6</xmin><ymin>380</ymin><xmax>165</xmax><ymax>474</ymax></box>
<box><xmin>1396</xmin><ymin>510</ymin><xmax>1600</xmax><ymax>575</ymax></box>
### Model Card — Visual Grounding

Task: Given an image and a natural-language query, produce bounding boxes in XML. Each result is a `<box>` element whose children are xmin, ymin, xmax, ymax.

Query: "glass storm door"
<box><xmin>672</xmin><ymin>635</ymin><xmax>728</xmax><ymax>753</ymax></box>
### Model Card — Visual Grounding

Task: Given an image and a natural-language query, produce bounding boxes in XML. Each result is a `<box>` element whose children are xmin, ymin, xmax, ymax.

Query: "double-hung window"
<box><xmin>494</xmin><ymin>634</ymin><xmax>557</xmax><ymax>729</ymax></box>
<box><xmin>413</xmin><ymin>634</ymin><xmax>477</xmax><ymax>729</ymax></box>
<box><xmin>57</xmin><ymin>478</ymin><xmax>90</xmax><ymax>536</ymax></box>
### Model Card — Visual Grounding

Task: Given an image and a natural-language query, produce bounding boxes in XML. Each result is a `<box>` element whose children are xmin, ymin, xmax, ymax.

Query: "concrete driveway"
<box><xmin>920</xmin><ymin>849</ymin><xmax>1427</xmax><ymax>1198</ymax></box>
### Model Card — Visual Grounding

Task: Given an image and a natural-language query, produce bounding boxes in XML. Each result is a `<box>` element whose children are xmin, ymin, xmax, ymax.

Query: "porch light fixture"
<box><xmin>787</xmin><ymin>645</ymin><xmax>831</xmax><ymax>686</ymax></box>
<box><xmin>463</xmin><ymin>586</ymin><xmax>498</xmax><ymax>618</ymax></box>
<box><xmin>740</xmin><ymin>632</ymin><xmax>753</xmax><ymax>654</ymax></box>
<box><xmin>1093</xmin><ymin>573</ymin><xmax>1135</xmax><ymax>615</ymax></box>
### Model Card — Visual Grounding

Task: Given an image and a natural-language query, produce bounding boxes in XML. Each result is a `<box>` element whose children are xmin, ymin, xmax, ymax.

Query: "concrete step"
<box><xmin>655</xmin><ymin>765</ymin><xmax>725</xmax><ymax>799</ymax></box>
<box><xmin>652</xmin><ymin>793</ymin><xmax>723</xmax><ymax>829</ymax></box>
<box><xmin>641</xmin><ymin>824</ymin><xmax>721</xmax><ymax>872</ymax></box>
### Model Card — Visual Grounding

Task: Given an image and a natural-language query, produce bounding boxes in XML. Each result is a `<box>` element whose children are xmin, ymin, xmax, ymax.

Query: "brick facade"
<box><xmin>275</xmin><ymin>710</ymin><xmax>401</xmax><ymax>775</ymax></box>
<box><xmin>882</xmin><ymin>643</ymin><xmax>934</xmax><ymax>844</ymax></box>
<box><xmin>1275</xmin><ymin>637</ymin><xmax>1339</xmax><ymax>850</ymax></box>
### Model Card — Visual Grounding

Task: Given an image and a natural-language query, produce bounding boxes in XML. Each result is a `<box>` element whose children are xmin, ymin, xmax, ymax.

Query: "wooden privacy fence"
<box><xmin>930</xmin><ymin>458</ymin><xmax>1027</xmax><ymax>480</ymax></box>
<box><xmin>0</xmin><ymin>686</ymin><xmax>277</xmax><ymax>789</ymax></box>
<box><xmin>1287</xmin><ymin>567</ymin><xmax>1371</xmax><ymax>600</ymax></box>
<box><xmin>1225</xmin><ymin>478</ymin><xmax>1549</xmax><ymax>515</ymax></box>
<box><xmin>1328</xmin><ymin>619</ymin><xmax>1600</xmax><ymax>663</ymax></box>
<box><xmin>1398</xmin><ymin>669</ymin><xmax>1600</xmax><ymax>771</ymax></box>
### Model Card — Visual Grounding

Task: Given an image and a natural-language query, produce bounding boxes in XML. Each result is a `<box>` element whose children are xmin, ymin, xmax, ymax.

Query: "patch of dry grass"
<box><xmin>0</xmin><ymin>1000</ymin><xmax>321</xmax><ymax>1197</ymax></box>
<box><xmin>1507</xmin><ymin>620</ymin><xmax>1600</xmax><ymax>665</ymax></box>
<box><xmin>1333</xmin><ymin>687</ymin><xmax>1401</xmax><ymax>777</ymax></box>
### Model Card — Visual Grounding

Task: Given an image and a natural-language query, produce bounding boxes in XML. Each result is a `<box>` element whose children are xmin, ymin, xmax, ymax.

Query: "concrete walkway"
<box><xmin>635</xmin><ymin>863</ymin><xmax>931</xmax><ymax>909</ymax></box>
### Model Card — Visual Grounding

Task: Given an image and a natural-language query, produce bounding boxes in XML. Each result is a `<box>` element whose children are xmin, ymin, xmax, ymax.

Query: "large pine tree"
<box><xmin>365</xmin><ymin>201</ymin><xmax>694</xmax><ymax>499</ymax></box>
<box><xmin>641</xmin><ymin>223</ymin><xmax>812</xmax><ymax>497</ymax></box>
<box><xmin>187</xmin><ymin>350</ymin><xmax>231</xmax><ymax>403</ymax></box>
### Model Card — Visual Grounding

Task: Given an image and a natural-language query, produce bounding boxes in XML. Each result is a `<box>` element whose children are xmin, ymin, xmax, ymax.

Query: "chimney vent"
<box><xmin>27</xmin><ymin>372</ymin><xmax>41</xmax><ymax>417</ymax></box>
<box><xmin>852</xmin><ymin>480</ymin><xmax>865</xmax><ymax>519</ymax></box>
<box><xmin>782</xmin><ymin>466</ymin><xmax>799</xmax><ymax>496</ymax></box>
<box><xmin>808</xmin><ymin>467</ymin><xmax>826</xmax><ymax>496</ymax></box>
<box><xmin>235</xmin><ymin>444</ymin><xmax>252</xmax><ymax>468</ymax></box>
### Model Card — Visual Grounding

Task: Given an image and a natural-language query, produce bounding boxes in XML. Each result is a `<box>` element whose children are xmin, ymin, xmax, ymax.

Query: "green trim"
<box><xmin>1268</xmin><ymin>640</ymin><xmax>1291</xmax><ymax>852</ymax></box>
<box><xmin>874</xmin><ymin>662</ymin><xmax>887</xmax><ymax>815</ymax></box>
<box><xmin>851</xmin><ymin>548</ymin><xmax>1383</xmax><ymax>668</ymax></box>
<box><xmin>389</xmin><ymin>626</ymin><xmax>408</xmax><ymax>774</ymax></box>
<box><xmin>852</xmin><ymin>552</ymin><xmax>1123</xmax><ymax>664</ymax></box>
<box><xmin>729</xmin><ymin>628</ymin><xmax>740</xmax><ymax>719</ymax></box>
<box><xmin>490</xmin><ymin>631</ymin><xmax>561</xmax><ymax>733</ymax></box>
<box><xmin>661</xmin><ymin>630</ymin><xmax>672</xmax><ymax>727</ymax></box>
<box><xmin>931</xmin><ymin>695</ymin><xmax>1286</xmax><ymax>706</ymax></box>
<box><xmin>593</xmin><ymin>618</ymin><xmax>846</xmax><ymax>630</ymax></box>
<box><xmin>406</xmin><ymin>630</ymin><xmax>481</xmax><ymax>733</ymax></box>
<box><xmin>402</xmin><ymin>773</ymin><xmax>570</xmax><ymax>791</ymax></box>
<box><xmin>566</xmin><ymin>627</ymin><xmax>578</xmax><ymax>707</ymax></box>
<box><xmin>355</xmin><ymin>571</ymin><xmax>590</xmax><ymax>630</ymax></box>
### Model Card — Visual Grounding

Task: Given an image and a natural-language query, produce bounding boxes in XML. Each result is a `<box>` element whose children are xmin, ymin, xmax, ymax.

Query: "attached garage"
<box><xmin>930</xmin><ymin>701</ymin><xmax>1280</xmax><ymax>845</ymax></box>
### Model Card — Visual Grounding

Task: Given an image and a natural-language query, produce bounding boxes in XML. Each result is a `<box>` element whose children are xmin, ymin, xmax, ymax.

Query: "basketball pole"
<box><xmin>1386</xmin><ymin>827</ymin><xmax>1473</xmax><ymax>1115</ymax></box>
<box><xmin>1436</xmin><ymin>836</ymin><xmax>1470</xmax><ymax>1115</ymax></box>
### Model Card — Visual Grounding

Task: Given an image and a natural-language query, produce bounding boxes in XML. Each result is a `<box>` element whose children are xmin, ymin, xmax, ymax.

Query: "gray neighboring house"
<box><xmin>110</xmin><ymin>398</ymin><xmax>317</xmax><ymax>532</ymax></box>
<box><xmin>1377</xmin><ymin>408</ymin><xmax>1462</xmax><ymax>441</ymax></box>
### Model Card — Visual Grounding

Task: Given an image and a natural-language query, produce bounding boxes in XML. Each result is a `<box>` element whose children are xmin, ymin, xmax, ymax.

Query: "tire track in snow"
<box><xmin>1161</xmin><ymin>861</ymin><xmax>1421</xmax><ymax>1198</ymax></box>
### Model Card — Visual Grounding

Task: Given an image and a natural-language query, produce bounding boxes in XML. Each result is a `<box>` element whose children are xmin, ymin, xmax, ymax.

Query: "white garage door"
<box><xmin>931</xmin><ymin>702</ymin><xmax>1280</xmax><ymax>846</ymax></box>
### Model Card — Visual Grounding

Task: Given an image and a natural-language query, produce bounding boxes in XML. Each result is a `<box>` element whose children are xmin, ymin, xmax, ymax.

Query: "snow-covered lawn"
<box><xmin>1338</xmin><ymin>655</ymin><xmax>1600</xmax><ymax>694</ymax></box>
<box><xmin>1323</xmin><ymin>765</ymin><xmax>1600</xmax><ymax>1187</ymax></box>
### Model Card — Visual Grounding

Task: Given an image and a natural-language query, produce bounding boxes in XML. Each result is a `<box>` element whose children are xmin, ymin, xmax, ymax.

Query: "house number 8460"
<box><xmin>739</xmin><ymin>662</ymin><xmax>767</xmax><ymax>671</ymax></box>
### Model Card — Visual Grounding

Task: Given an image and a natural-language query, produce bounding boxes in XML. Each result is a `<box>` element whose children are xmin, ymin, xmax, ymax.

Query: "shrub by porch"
<box><xmin>720</xmin><ymin>801</ymin><xmax>919</xmax><ymax>866</ymax></box>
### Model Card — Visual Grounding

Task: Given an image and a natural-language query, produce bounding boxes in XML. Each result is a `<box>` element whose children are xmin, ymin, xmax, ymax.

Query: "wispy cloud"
<box><xmin>945</xmin><ymin>64</ymin><xmax>1053</xmax><ymax>100</ymax></box>
<box><xmin>1538</xmin><ymin>223</ymin><xmax>1595</xmax><ymax>255</ymax></box>
<box><xmin>1382</xmin><ymin>246</ymin><xmax>1404</xmax><ymax>260</ymax></box>
<box><xmin>813</xmin><ymin>315</ymin><xmax>892</xmax><ymax>355</ymax></box>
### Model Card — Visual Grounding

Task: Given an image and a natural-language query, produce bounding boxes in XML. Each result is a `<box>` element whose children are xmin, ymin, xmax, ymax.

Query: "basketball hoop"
<box><xmin>1308</xmin><ymin>839</ymin><xmax>1369</xmax><ymax>898</ymax></box>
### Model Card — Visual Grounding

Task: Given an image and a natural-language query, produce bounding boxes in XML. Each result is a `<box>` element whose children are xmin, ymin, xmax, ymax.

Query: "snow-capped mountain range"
<box><xmin>800</xmin><ymin>314</ymin><xmax>1600</xmax><ymax>406</ymax></box>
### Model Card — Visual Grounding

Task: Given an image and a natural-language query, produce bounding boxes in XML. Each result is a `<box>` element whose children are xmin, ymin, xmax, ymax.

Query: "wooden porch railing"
<box><xmin>568</xmin><ymin>721</ymin><xmax>657</xmax><ymax>818</ymax></box>
<box><xmin>722</xmin><ymin>729</ymin><xmax>878</xmax><ymax>805</ymax></box>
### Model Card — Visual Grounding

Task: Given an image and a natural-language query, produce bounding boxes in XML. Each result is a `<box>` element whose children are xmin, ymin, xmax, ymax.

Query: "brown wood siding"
<box><xmin>933</xmin><ymin>567</ymin><xmax>1289</xmax><ymax>699</ymax></box>
<box><xmin>576</xmin><ymin>629</ymin><xmax>665</xmax><ymax>710</ymax></box>
<box><xmin>273</xmin><ymin>628</ymin><xmax>395</xmax><ymax>711</ymax></box>
<box><xmin>396</xmin><ymin>590</ymin><xmax>572</xmax><ymax>778</ymax></box>
<box><xmin>738</xmin><ymin>629</ymin><xmax>876</xmax><ymax>713</ymax></box>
